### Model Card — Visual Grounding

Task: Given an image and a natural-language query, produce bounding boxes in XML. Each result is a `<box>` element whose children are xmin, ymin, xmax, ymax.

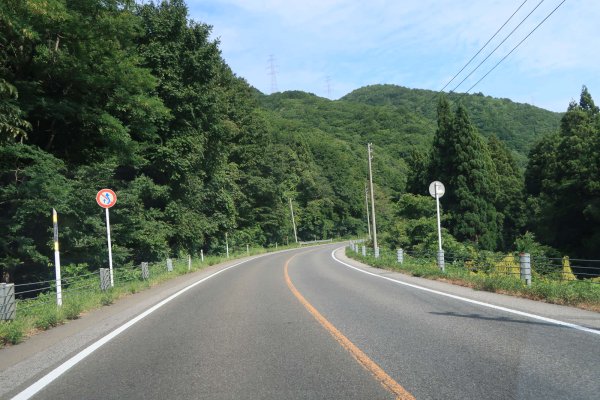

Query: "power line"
<box><xmin>438</xmin><ymin>0</ymin><xmax>530</xmax><ymax>94</ymax></box>
<box><xmin>450</xmin><ymin>0</ymin><xmax>546</xmax><ymax>93</ymax></box>
<box><xmin>461</xmin><ymin>0</ymin><xmax>568</xmax><ymax>97</ymax></box>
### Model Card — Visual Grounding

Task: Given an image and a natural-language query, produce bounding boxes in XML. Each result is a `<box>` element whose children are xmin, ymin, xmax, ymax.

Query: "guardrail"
<box><xmin>299</xmin><ymin>239</ymin><xmax>333</xmax><ymax>245</ymax></box>
<box><xmin>1</xmin><ymin>258</ymin><xmax>190</xmax><ymax>321</ymax></box>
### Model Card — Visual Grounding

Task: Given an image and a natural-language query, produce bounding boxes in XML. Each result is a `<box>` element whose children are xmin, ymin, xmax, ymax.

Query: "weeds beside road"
<box><xmin>346</xmin><ymin>248</ymin><xmax>600</xmax><ymax>312</ymax></box>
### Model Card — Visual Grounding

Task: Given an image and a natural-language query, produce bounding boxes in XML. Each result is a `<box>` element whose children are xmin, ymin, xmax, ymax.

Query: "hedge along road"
<box><xmin>5</xmin><ymin>244</ymin><xmax>600</xmax><ymax>399</ymax></box>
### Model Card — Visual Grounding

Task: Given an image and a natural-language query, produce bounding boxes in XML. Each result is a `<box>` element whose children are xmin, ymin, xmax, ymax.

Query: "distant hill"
<box><xmin>341</xmin><ymin>84</ymin><xmax>562</xmax><ymax>161</ymax></box>
<box><xmin>258</xmin><ymin>89</ymin><xmax>435</xmax><ymax>156</ymax></box>
<box><xmin>256</xmin><ymin>84</ymin><xmax>563</xmax><ymax>202</ymax></box>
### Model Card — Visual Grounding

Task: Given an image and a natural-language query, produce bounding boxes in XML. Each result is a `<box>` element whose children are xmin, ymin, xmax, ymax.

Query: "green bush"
<box><xmin>100</xmin><ymin>291</ymin><xmax>114</xmax><ymax>306</ymax></box>
<box><xmin>62</xmin><ymin>299</ymin><xmax>83</xmax><ymax>320</ymax></box>
<box><xmin>0</xmin><ymin>320</ymin><xmax>25</xmax><ymax>345</ymax></box>
<box><xmin>346</xmin><ymin>247</ymin><xmax>600</xmax><ymax>308</ymax></box>
<box><xmin>34</xmin><ymin>305</ymin><xmax>62</xmax><ymax>330</ymax></box>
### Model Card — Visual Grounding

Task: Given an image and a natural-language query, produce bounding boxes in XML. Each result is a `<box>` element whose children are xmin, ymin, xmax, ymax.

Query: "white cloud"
<box><xmin>188</xmin><ymin>0</ymin><xmax>600</xmax><ymax>110</ymax></box>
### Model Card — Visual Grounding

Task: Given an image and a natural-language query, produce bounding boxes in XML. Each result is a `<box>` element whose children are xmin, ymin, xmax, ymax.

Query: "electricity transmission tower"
<box><xmin>326</xmin><ymin>76</ymin><xmax>332</xmax><ymax>98</ymax></box>
<box><xmin>268</xmin><ymin>55</ymin><xmax>278</xmax><ymax>94</ymax></box>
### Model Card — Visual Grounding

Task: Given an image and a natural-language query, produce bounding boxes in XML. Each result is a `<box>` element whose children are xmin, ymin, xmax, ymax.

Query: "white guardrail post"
<box><xmin>520</xmin><ymin>252</ymin><xmax>531</xmax><ymax>287</ymax></box>
<box><xmin>141</xmin><ymin>262</ymin><xmax>149</xmax><ymax>280</ymax></box>
<box><xmin>437</xmin><ymin>250</ymin><xmax>445</xmax><ymax>272</ymax></box>
<box><xmin>99</xmin><ymin>268</ymin><xmax>111</xmax><ymax>291</ymax></box>
<box><xmin>397</xmin><ymin>248</ymin><xmax>404</xmax><ymax>264</ymax></box>
<box><xmin>0</xmin><ymin>283</ymin><xmax>16</xmax><ymax>321</ymax></box>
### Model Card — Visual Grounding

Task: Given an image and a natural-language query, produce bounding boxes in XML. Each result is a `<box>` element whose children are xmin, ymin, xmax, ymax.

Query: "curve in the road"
<box><xmin>284</xmin><ymin>252</ymin><xmax>415</xmax><ymax>400</ymax></box>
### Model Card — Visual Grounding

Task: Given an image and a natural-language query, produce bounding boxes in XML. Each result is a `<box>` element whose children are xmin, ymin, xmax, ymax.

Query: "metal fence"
<box><xmin>1</xmin><ymin>257</ymin><xmax>190</xmax><ymax>321</ymax></box>
<box><xmin>347</xmin><ymin>243</ymin><xmax>600</xmax><ymax>285</ymax></box>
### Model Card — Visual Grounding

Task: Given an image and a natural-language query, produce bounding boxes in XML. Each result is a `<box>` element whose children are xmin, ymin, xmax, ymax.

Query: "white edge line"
<box><xmin>331</xmin><ymin>247</ymin><xmax>600</xmax><ymax>336</ymax></box>
<box><xmin>11</xmin><ymin>254</ymin><xmax>267</xmax><ymax>400</ymax></box>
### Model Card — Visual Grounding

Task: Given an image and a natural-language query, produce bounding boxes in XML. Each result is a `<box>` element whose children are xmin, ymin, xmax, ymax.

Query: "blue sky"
<box><xmin>186</xmin><ymin>0</ymin><xmax>599</xmax><ymax>112</ymax></box>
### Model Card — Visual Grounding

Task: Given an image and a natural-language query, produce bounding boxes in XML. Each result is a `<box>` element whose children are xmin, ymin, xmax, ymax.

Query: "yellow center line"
<box><xmin>284</xmin><ymin>254</ymin><xmax>415</xmax><ymax>400</ymax></box>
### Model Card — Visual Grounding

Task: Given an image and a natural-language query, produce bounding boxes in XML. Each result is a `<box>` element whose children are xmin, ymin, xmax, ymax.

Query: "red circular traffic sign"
<box><xmin>96</xmin><ymin>189</ymin><xmax>117</xmax><ymax>208</ymax></box>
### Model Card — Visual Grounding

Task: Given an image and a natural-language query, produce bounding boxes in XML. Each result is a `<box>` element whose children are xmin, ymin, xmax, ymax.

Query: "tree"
<box><xmin>488</xmin><ymin>135</ymin><xmax>526</xmax><ymax>249</ymax></box>
<box><xmin>525</xmin><ymin>86</ymin><xmax>600</xmax><ymax>257</ymax></box>
<box><xmin>405</xmin><ymin>149</ymin><xmax>429</xmax><ymax>195</ymax></box>
<box><xmin>0</xmin><ymin>80</ymin><xmax>30</xmax><ymax>143</ymax></box>
<box><xmin>429</xmin><ymin>99</ymin><xmax>501</xmax><ymax>250</ymax></box>
<box><xmin>428</xmin><ymin>96</ymin><xmax>454</xmax><ymax>184</ymax></box>
<box><xmin>0</xmin><ymin>145</ymin><xmax>72</xmax><ymax>282</ymax></box>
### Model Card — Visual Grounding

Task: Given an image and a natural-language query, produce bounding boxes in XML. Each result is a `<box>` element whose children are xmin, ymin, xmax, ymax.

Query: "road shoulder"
<box><xmin>334</xmin><ymin>247</ymin><xmax>600</xmax><ymax>331</ymax></box>
<box><xmin>0</xmin><ymin>256</ymin><xmax>260</xmax><ymax>399</ymax></box>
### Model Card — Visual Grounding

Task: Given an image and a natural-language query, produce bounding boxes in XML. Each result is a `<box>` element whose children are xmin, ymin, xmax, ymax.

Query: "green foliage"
<box><xmin>0</xmin><ymin>79</ymin><xmax>30</xmax><ymax>143</ymax></box>
<box><xmin>0</xmin><ymin>320</ymin><xmax>25</xmax><ymax>345</ymax></box>
<box><xmin>384</xmin><ymin>194</ymin><xmax>459</xmax><ymax>253</ymax></box>
<box><xmin>347</xmin><ymin>247</ymin><xmax>600</xmax><ymax>309</ymax></box>
<box><xmin>487</xmin><ymin>135</ymin><xmax>526</xmax><ymax>249</ymax></box>
<box><xmin>0</xmin><ymin>144</ymin><xmax>73</xmax><ymax>281</ymax></box>
<box><xmin>34</xmin><ymin>303</ymin><xmax>62</xmax><ymax>331</ymax></box>
<box><xmin>62</xmin><ymin>299</ymin><xmax>83</xmax><ymax>320</ymax></box>
<box><xmin>100</xmin><ymin>291</ymin><xmax>114</xmax><ymax>306</ymax></box>
<box><xmin>525</xmin><ymin>86</ymin><xmax>600</xmax><ymax>258</ymax></box>
<box><xmin>429</xmin><ymin>99</ymin><xmax>502</xmax><ymax>250</ymax></box>
<box><xmin>513</xmin><ymin>231</ymin><xmax>559</xmax><ymax>259</ymax></box>
<box><xmin>342</xmin><ymin>84</ymin><xmax>561</xmax><ymax>163</ymax></box>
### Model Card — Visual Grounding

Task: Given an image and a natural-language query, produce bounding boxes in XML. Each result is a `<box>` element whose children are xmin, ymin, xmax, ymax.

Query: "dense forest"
<box><xmin>1</xmin><ymin>0</ymin><xmax>599</xmax><ymax>285</ymax></box>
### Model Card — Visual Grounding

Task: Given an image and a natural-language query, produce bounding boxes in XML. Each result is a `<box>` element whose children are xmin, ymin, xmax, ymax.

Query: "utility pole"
<box><xmin>364</xmin><ymin>184</ymin><xmax>371</xmax><ymax>239</ymax></box>
<box><xmin>367</xmin><ymin>143</ymin><xmax>378</xmax><ymax>254</ymax></box>
<box><xmin>225</xmin><ymin>232</ymin><xmax>229</xmax><ymax>258</ymax></box>
<box><xmin>289</xmin><ymin>197</ymin><xmax>298</xmax><ymax>244</ymax></box>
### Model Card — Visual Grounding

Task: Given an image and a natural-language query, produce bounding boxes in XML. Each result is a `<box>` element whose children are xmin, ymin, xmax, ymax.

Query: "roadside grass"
<box><xmin>0</xmin><ymin>242</ymin><xmax>326</xmax><ymax>348</ymax></box>
<box><xmin>346</xmin><ymin>248</ymin><xmax>600</xmax><ymax>312</ymax></box>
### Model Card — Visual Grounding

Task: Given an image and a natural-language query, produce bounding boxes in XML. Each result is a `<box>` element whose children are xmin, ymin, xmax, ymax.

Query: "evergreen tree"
<box><xmin>429</xmin><ymin>100</ymin><xmax>501</xmax><ymax>250</ymax></box>
<box><xmin>526</xmin><ymin>86</ymin><xmax>600</xmax><ymax>257</ymax></box>
<box><xmin>405</xmin><ymin>149</ymin><xmax>429</xmax><ymax>195</ymax></box>
<box><xmin>488</xmin><ymin>135</ymin><xmax>526</xmax><ymax>249</ymax></box>
<box><xmin>428</xmin><ymin>96</ymin><xmax>454</xmax><ymax>185</ymax></box>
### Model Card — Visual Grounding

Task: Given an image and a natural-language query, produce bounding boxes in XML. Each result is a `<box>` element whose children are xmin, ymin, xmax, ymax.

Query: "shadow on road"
<box><xmin>428</xmin><ymin>311</ymin><xmax>565</xmax><ymax>329</ymax></box>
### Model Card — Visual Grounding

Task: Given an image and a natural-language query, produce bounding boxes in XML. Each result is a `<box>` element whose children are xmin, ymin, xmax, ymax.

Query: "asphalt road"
<box><xmin>4</xmin><ymin>244</ymin><xmax>600</xmax><ymax>399</ymax></box>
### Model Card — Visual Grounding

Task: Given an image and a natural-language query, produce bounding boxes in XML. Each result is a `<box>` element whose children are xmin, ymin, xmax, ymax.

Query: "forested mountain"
<box><xmin>342</xmin><ymin>84</ymin><xmax>562</xmax><ymax>163</ymax></box>
<box><xmin>1</xmin><ymin>0</ymin><xmax>596</xmax><ymax>286</ymax></box>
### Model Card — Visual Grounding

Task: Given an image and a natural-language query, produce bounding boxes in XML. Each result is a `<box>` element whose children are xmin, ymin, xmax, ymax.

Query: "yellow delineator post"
<box><xmin>53</xmin><ymin>208</ymin><xmax>62</xmax><ymax>306</ymax></box>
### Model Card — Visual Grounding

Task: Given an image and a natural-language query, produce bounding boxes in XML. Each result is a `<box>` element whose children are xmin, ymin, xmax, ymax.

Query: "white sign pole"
<box><xmin>429</xmin><ymin>181</ymin><xmax>445</xmax><ymax>254</ymax></box>
<box><xmin>96</xmin><ymin>189</ymin><xmax>117</xmax><ymax>287</ymax></box>
<box><xmin>435</xmin><ymin>185</ymin><xmax>443</xmax><ymax>252</ymax></box>
<box><xmin>105</xmin><ymin>207</ymin><xmax>114</xmax><ymax>287</ymax></box>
